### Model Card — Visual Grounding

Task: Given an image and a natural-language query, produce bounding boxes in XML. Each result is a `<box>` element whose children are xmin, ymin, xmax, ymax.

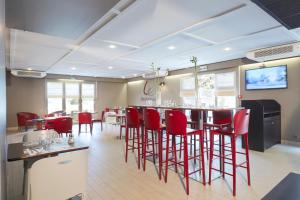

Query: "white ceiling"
<box><xmin>9</xmin><ymin>0</ymin><xmax>300</xmax><ymax>78</ymax></box>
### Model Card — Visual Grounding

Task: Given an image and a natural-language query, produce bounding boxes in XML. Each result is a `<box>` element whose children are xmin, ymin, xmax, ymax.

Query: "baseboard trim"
<box><xmin>282</xmin><ymin>140</ymin><xmax>300</xmax><ymax>147</ymax></box>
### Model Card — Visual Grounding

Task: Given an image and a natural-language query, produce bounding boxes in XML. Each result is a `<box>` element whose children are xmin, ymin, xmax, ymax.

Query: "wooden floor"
<box><xmin>7</xmin><ymin>123</ymin><xmax>300</xmax><ymax>200</ymax></box>
<box><xmin>79</xmin><ymin>123</ymin><xmax>300</xmax><ymax>200</ymax></box>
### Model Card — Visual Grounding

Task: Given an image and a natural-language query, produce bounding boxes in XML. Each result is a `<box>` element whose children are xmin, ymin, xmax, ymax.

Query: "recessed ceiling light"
<box><xmin>134</xmin><ymin>74</ymin><xmax>137</xmax><ymax>77</ymax></box>
<box><xmin>27</xmin><ymin>68</ymin><xmax>32</xmax><ymax>71</ymax></box>
<box><xmin>224</xmin><ymin>47</ymin><xmax>231</xmax><ymax>51</ymax></box>
<box><xmin>168</xmin><ymin>45</ymin><xmax>176</xmax><ymax>50</ymax></box>
<box><xmin>71</xmin><ymin>67</ymin><xmax>76</xmax><ymax>70</ymax></box>
<box><xmin>121</xmin><ymin>76</ymin><xmax>126</xmax><ymax>79</ymax></box>
<box><xmin>109</xmin><ymin>44</ymin><xmax>116</xmax><ymax>49</ymax></box>
<box><xmin>108</xmin><ymin>66</ymin><xmax>113</xmax><ymax>70</ymax></box>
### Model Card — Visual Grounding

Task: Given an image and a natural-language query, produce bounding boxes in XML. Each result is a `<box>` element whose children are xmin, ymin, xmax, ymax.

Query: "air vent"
<box><xmin>254</xmin><ymin>45</ymin><xmax>293</xmax><ymax>58</ymax></box>
<box><xmin>246</xmin><ymin>42</ymin><xmax>300</xmax><ymax>62</ymax></box>
<box><xmin>11</xmin><ymin>69</ymin><xmax>47</xmax><ymax>78</ymax></box>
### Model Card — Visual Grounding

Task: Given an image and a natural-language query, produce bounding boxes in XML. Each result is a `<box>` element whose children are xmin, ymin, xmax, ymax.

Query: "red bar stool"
<box><xmin>125</xmin><ymin>107</ymin><xmax>142</xmax><ymax>169</ymax></box>
<box><xmin>204</xmin><ymin>110</ymin><xmax>232</xmax><ymax>159</ymax></box>
<box><xmin>164</xmin><ymin>110</ymin><xmax>206</xmax><ymax>195</ymax></box>
<box><xmin>78</xmin><ymin>112</ymin><xmax>93</xmax><ymax>135</ymax></box>
<box><xmin>208</xmin><ymin>109</ymin><xmax>251</xmax><ymax>196</ymax></box>
<box><xmin>142</xmin><ymin>108</ymin><xmax>164</xmax><ymax>180</ymax></box>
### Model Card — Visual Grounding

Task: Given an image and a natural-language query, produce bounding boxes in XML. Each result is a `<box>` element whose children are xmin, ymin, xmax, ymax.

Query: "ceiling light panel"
<box><xmin>58</xmin><ymin>38</ymin><xmax>136</xmax><ymax>67</ymax></box>
<box><xmin>126</xmin><ymin>34</ymin><xmax>211</xmax><ymax>63</ymax></box>
<box><xmin>10</xmin><ymin>29</ymin><xmax>73</xmax><ymax>71</ymax></box>
<box><xmin>185</xmin><ymin>3</ymin><xmax>281</xmax><ymax>43</ymax></box>
<box><xmin>92</xmin><ymin>0</ymin><xmax>244</xmax><ymax>47</ymax></box>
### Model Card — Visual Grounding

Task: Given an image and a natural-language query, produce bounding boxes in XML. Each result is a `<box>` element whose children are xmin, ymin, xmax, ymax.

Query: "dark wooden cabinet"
<box><xmin>242</xmin><ymin>99</ymin><xmax>281</xmax><ymax>152</ymax></box>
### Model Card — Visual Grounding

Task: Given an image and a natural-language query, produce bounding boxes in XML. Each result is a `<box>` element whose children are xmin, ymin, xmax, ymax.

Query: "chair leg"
<box><xmin>101</xmin><ymin>121</ymin><xmax>103</xmax><ymax>131</ymax></box>
<box><xmin>143</xmin><ymin>128</ymin><xmax>147</xmax><ymax>171</ymax></box>
<box><xmin>151</xmin><ymin>131</ymin><xmax>156</xmax><ymax>164</ymax></box>
<box><xmin>204</xmin><ymin>127</ymin><xmax>209</xmax><ymax>159</ymax></box>
<box><xmin>231</xmin><ymin>136</ymin><xmax>237</xmax><ymax>196</ymax></box>
<box><xmin>125</xmin><ymin>127</ymin><xmax>129</xmax><ymax>163</ymax></box>
<box><xmin>200</xmin><ymin>133</ymin><xmax>206</xmax><ymax>185</ymax></box>
<box><xmin>193</xmin><ymin>135</ymin><xmax>197</xmax><ymax>164</ymax></box>
<box><xmin>172</xmin><ymin>135</ymin><xmax>178</xmax><ymax>173</ymax></box>
<box><xmin>165</xmin><ymin>133</ymin><xmax>170</xmax><ymax>183</ymax></box>
<box><xmin>244</xmin><ymin>134</ymin><xmax>251</xmax><ymax>186</ymax></box>
<box><xmin>90</xmin><ymin>124</ymin><xmax>93</xmax><ymax>135</ymax></box>
<box><xmin>221</xmin><ymin>134</ymin><xmax>225</xmax><ymax>178</ymax></box>
<box><xmin>132</xmin><ymin>128</ymin><xmax>135</xmax><ymax>153</ymax></box>
<box><xmin>183</xmin><ymin>136</ymin><xmax>189</xmax><ymax>195</ymax></box>
<box><xmin>208</xmin><ymin>132</ymin><xmax>214</xmax><ymax>185</ymax></box>
<box><xmin>158</xmin><ymin>129</ymin><xmax>162</xmax><ymax>180</ymax></box>
<box><xmin>179</xmin><ymin>136</ymin><xmax>183</xmax><ymax>159</ymax></box>
<box><xmin>119</xmin><ymin>126</ymin><xmax>122</xmax><ymax>139</ymax></box>
<box><xmin>78</xmin><ymin>124</ymin><xmax>81</xmax><ymax>135</ymax></box>
<box><xmin>137</xmin><ymin>128</ymin><xmax>141</xmax><ymax>169</ymax></box>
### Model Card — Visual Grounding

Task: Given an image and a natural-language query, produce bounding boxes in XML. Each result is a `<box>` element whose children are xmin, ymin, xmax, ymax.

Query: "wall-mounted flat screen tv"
<box><xmin>245</xmin><ymin>65</ymin><xmax>288</xmax><ymax>90</ymax></box>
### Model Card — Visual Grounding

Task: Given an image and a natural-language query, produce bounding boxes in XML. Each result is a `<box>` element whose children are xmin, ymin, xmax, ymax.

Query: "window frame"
<box><xmin>46</xmin><ymin>79</ymin><xmax>97</xmax><ymax>114</ymax></box>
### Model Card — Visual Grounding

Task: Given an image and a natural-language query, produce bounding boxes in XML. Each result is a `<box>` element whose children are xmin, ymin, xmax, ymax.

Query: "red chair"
<box><xmin>143</xmin><ymin>108</ymin><xmax>164</xmax><ymax>180</ymax></box>
<box><xmin>78</xmin><ymin>112</ymin><xmax>93</xmax><ymax>135</ymax></box>
<box><xmin>125</xmin><ymin>107</ymin><xmax>142</xmax><ymax>169</ymax></box>
<box><xmin>204</xmin><ymin>110</ymin><xmax>232</xmax><ymax>158</ymax></box>
<box><xmin>44</xmin><ymin>111</ymin><xmax>66</xmax><ymax>130</ymax></box>
<box><xmin>208</xmin><ymin>109</ymin><xmax>251</xmax><ymax>196</ymax></box>
<box><xmin>164</xmin><ymin>110</ymin><xmax>206</xmax><ymax>195</ymax></box>
<box><xmin>53</xmin><ymin>117</ymin><xmax>73</xmax><ymax>136</ymax></box>
<box><xmin>17</xmin><ymin>112</ymin><xmax>39</xmax><ymax>131</ymax></box>
<box><xmin>92</xmin><ymin>111</ymin><xmax>105</xmax><ymax>131</ymax></box>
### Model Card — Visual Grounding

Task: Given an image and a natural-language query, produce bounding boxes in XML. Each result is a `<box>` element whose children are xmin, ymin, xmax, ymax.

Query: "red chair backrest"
<box><xmin>105</xmin><ymin>107</ymin><xmax>110</xmax><ymax>112</ymax></box>
<box><xmin>17</xmin><ymin>112</ymin><xmax>39</xmax><ymax>126</ymax></box>
<box><xmin>233</xmin><ymin>109</ymin><xmax>250</xmax><ymax>135</ymax></box>
<box><xmin>212</xmin><ymin>110</ymin><xmax>232</xmax><ymax>125</ymax></box>
<box><xmin>78</xmin><ymin>112</ymin><xmax>92</xmax><ymax>124</ymax></box>
<box><xmin>53</xmin><ymin>117</ymin><xmax>73</xmax><ymax>134</ymax></box>
<box><xmin>165</xmin><ymin>110</ymin><xmax>187</xmax><ymax>135</ymax></box>
<box><xmin>143</xmin><ymin>108</ymin><xmax>160</xmax><ymax>130</ymax></box>
<box><xmin>125</xmin><ymin>107</ymin><xmax>139</xmax><ymax>128</ymax></box>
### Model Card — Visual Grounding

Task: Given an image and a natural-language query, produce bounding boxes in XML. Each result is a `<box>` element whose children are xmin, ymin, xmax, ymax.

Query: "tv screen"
<box><xmin>245</xmin><ymin>65</ymin><xmax>288</xmax><ymax>90</ymax></box>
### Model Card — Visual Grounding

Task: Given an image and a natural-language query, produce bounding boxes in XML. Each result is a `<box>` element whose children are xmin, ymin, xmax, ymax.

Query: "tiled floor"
<box><xmin>7</xmin><ymin>124</ymin><xmax>300</xmax><ymax>200</ymax></box>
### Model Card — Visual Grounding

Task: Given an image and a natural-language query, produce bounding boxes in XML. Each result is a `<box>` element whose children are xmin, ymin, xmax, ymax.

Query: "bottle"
<box><xmin>68</xmin><ymin>134</ymin><xmax>75</xmax><ymax>144</ymax></box>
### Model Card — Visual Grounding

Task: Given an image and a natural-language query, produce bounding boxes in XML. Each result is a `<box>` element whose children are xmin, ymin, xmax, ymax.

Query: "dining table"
<box><xmin>27</xmin><ymin>115</ymin><xmax>72</xmax><ymax>130</ymax></box>
<box><xmin>7</xmin><ymin>130</ymin><xmax>89</xmax><ymax>200</ymax></box>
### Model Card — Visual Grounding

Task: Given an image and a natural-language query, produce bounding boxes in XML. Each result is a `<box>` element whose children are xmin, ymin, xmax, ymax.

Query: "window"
<box><xmin>46</xmin><ymin>80</ymin><xmax>96</xmax><ymax>114</ymax></box>
<box><xmin>180</xmin><ymin>71</ymin><xmax>237</xmax><ymax>108</ymax></box>
<box><xmin>81</xmin><ymin>83</ymin><xmax>95</xmax><ymax>112</ymax></box>
<box><xmin>198</xmin><ymin>74</ymin><xmax>215</xmax><ymax>107</ymax></box>
<box><xmin>65</xmin><ymin>83</ymin><xmax>80</xmax><ymax>114</ymax></box>
<box><xmin>180</xmin><ymin>77</ymin><xmax>196</xmax><ymax>106</ymax></box>
<box><xmin>47</xmin><ymin>82</ymin><xmax>63</xmax><ymax>113</ymax></box>
<box><xmin>215</xmin><ymin>72</ymin><xmax>236</xmax><ymax>107</ymax></box>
